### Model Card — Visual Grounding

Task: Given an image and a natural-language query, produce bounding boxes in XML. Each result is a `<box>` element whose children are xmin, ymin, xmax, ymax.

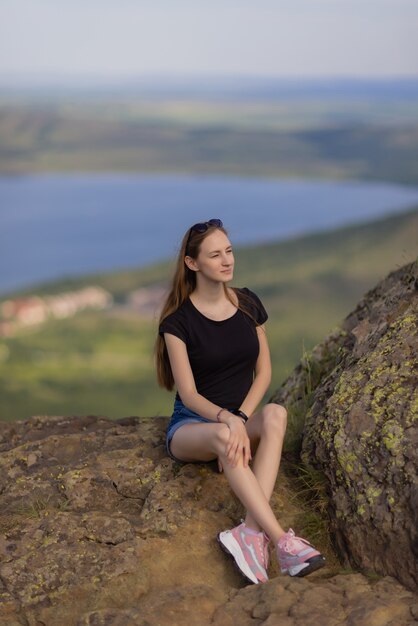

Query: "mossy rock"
<box><xmin>273</xmin><ymin>260</ymin><xmax>417</xmax><ymax>590</ymax></box>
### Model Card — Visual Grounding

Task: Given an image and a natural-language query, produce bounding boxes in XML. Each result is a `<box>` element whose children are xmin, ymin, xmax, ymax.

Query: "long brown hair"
<box><xmin>155</xmin><ymin>222</ymin><xmax>258</xmax><ymax>390</ymax></box>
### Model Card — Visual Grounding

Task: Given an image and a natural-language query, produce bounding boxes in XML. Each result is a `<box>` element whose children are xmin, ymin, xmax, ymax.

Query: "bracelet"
<box><xmin>216</xmin><ymin>408</ymin><xmax>228</xmax><ymax>422</ymax></box>
<box><xmin>232</xmin><ymin>408</ymin><xmax>249</xmax><ymax>423</ymax></box>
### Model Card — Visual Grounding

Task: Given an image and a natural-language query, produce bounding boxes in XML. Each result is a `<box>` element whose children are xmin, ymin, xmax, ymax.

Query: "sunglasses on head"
<box><xmin>186</xmin><ymin>218</ymin><xmax>223</xmax><ymax>250</ymax></box>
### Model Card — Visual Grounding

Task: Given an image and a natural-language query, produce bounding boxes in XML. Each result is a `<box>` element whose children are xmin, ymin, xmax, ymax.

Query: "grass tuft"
<box><xmin>284</xmin><ymin>459</ymin><xmax>339</xmax><ymax>568</ymax></box>
<box><xmin>16</xmin><ymin>494</ymin><xmax>69</xmax><ymax>519</ymax></box>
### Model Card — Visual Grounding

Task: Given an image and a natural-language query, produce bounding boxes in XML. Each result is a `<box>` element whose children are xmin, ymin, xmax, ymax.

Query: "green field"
<box><xmin>1</xmin><ymin>207</ymin><xmax>417</xmax><ymax>422</ymax></box>
<box><xmin>1</xmin><ymin>98</ymin><xmax>418</xmax><ymax>184</ymax></box>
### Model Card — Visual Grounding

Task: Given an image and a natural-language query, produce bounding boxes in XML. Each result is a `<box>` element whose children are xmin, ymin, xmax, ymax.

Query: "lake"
<box><xmin>1</xmin><ymin>173</ymin><xmax>418</xmax><ymax>295</ymax></box>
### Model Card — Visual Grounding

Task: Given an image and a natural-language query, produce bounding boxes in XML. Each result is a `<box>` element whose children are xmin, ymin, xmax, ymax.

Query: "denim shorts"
<box><xmin>166</xmin><ymin>398</ymin><xmax>214</xmax><ymax>462</ymax></box>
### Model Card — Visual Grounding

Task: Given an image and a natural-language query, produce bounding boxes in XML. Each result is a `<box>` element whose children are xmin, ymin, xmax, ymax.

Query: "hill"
<box><xmin>1</xmin><ymin>80</ymin><xmax>418</xmax><ymax>183</ymax></box>
<box><xmin>1</xmin><ymin>109</ymin><xmax>417</xmax><ymax>185</ymax></box>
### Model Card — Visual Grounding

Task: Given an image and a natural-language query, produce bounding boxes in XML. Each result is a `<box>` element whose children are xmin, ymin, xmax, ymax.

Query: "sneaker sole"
<box><xmin>284</xmin><ymin>555</ymin><xmax>326</xmax><ymax>578</ymax></box>
<box><xmin>217</xmin><ymin>531</ymin><xmax>260</xmax><ymax>585</ymax></box>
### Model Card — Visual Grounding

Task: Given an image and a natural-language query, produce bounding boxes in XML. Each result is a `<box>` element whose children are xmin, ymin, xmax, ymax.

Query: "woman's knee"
<box><xmin>213</xmin><ymin>423</ymin><xmax>230</xmax><ymax>455</ymax></box>
<box><xmin>259</xmin><ymin>403</ymin><xmax>287</xmax><ymax>436</ymax></box>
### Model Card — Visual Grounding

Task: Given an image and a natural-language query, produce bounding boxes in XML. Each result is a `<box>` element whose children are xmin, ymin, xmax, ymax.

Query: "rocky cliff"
<box><xmin>1</xmin><ymin>261</ymin><xmax>417</xmax><ymax>626</ymax></box>
<box><xmin>272</xmin><ymin>259</ymin><xmax>418</xmax><ymax>592</ymax></box>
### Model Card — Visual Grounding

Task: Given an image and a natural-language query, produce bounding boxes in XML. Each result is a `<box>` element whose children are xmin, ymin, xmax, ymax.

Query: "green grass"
<box><xmin>0</xmin><ymin>312</ymin><xmax>165</xmax><ymax>420</ymax></box>
<box><xmin>0</xmin><ymin>207</ymin><xmax>417</xmax><ymax>423</ymax></box>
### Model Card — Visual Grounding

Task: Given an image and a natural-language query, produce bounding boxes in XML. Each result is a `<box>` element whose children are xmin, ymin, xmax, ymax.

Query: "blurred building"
<box><xmin>0</xmin><ymin>286</ymin><xmax>113</xmax><ymax>336</ymax></box>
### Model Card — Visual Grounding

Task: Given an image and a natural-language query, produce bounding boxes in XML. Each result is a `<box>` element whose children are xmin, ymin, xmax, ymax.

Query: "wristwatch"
<box><xmin>232</xmin><ymin>408</ymin><xmax>249</xmax><ymax>423</ymax></box>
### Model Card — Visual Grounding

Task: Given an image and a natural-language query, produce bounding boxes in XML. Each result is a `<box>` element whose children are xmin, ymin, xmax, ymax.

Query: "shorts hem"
<box><xmin>166</xmin><ymin>416</ymin><xmax>213</xmax><ymax>463</ymax></box>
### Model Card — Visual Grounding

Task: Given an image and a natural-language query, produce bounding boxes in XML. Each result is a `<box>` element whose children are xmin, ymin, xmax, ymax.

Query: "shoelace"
<box><xmin>280</xmin><ymin>529</ymin><xmax>311</xmax><ymax>554</ymax></box>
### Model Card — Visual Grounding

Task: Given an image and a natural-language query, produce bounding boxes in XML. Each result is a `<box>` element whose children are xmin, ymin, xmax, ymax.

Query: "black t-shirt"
<box><xmin>159</xmin><ymin>288</ymin><xmax>268</xmax><ymax>408</ymax></box>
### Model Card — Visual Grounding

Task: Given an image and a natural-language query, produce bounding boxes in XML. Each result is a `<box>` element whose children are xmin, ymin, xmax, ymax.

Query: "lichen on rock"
<box><xmin>273</xmin><ymin>260</ymin><xmax>418</xmax><ymax>591</ymax></box>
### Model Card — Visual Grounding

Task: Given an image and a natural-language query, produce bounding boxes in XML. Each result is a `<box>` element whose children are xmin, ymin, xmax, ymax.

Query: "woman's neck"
<box><xmin>192</xmin><ymin>279</ymin><xmax>227</xmax><ymax>304</ymax></box>
<box><xmin>190</xmin><ymin>281</ymin><xmax>237</xmax><ymax>321</ymax></box>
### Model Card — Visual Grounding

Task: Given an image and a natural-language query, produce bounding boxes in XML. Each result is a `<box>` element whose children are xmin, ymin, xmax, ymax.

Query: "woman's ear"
<box><xmin>184</xmin><ymin>256</ymin><xmax>199</xmax><ymax>272</ymax></box>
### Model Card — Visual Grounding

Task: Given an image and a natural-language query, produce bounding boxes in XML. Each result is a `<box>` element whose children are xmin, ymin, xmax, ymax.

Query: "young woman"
<box><xmin>155</xmin><ymin>219</ymin><xmax>325</xmax><ymax>584</ymax></box>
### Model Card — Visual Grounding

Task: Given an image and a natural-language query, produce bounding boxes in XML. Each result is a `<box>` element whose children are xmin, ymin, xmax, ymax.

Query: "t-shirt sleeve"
<box><xmin>159</xmin><ymin>311</ymin><xmax>188</xmax><ymax>344</ymax></box>
<box><xmin>240</xmin><ymin>288</ymin><xmax>268</xmax><ymax>325</ymax></box>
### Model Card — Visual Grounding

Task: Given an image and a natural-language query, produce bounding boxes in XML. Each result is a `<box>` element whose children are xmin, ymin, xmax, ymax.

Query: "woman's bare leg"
<box><xmin>170</xmin><ymin>421</ymin><xmax>286</xmax><ymax>541</ymax></box>
<box><xmin>243</xmin><ymin>403</ymin><xmax>287</xmax><ymax>532</ymax></box>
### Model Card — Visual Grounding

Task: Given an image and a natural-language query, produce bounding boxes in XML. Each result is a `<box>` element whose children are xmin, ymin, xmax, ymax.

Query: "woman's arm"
<box><xmin>163</xmin><ymin>332</ymin><xmax>236</xmax><ymax>421</ymax></box>
<box><xmin>164</xmin><ymin>332</ymin><xmax>251</xmax><ymax>467</ymax></box>
<box><xmin>239</xmin><ymin>325</ymin><xmax>272</xmax><ymax>418</ymax></box>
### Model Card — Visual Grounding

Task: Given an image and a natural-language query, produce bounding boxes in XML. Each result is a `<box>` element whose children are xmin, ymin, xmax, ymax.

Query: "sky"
<box><xmin>0</xmin><ymin>0</ymin><xmax>418</xmax><ymax>82</ymax></box>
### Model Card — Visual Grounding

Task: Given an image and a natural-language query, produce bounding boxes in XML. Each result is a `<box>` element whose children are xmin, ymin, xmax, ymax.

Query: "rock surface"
<box><xmin>271</xmin><ymin>260</ymin><xmax>418</xmax><ymax>591</ymax></box>
<box><xmin>1</xmin><ymin>413</ymin><xmax>417</xmax><ymax>625</ymax></box>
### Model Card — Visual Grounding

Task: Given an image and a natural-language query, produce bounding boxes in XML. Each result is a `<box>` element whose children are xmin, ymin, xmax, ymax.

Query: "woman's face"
<box><xmin>187</xmin><ymin>229</ymin><xmax>234</xmax><ymax>282</ymax></box>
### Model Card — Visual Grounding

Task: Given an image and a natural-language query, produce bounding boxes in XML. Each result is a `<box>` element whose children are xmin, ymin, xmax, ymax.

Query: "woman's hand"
<box><xmin>222</xmin><ymin>413</ymin><xmax>252</xmax><ymax>468</ymax></box>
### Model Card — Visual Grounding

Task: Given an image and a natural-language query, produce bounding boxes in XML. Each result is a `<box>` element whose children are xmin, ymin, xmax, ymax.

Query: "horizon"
<box><xmin>2</xmin><ymin>75</ymin><xmax>418</xmax><ymax>101</ymax></box>
<box><xmin>0</xmin><ymin>71</ymin><xmax>418</xmax><ymax>88</ymax></box>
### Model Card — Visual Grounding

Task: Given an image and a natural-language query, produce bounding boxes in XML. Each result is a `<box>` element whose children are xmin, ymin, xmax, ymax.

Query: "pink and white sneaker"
<box><xmin>218</xmin><ymin>523</ymin><xmax>269</xmax><ymax>584</ymax></box>
<box><xmin>277</xmin><ymin>528</ymin><xmax>325</xmax><ymax>577</ymax></box>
